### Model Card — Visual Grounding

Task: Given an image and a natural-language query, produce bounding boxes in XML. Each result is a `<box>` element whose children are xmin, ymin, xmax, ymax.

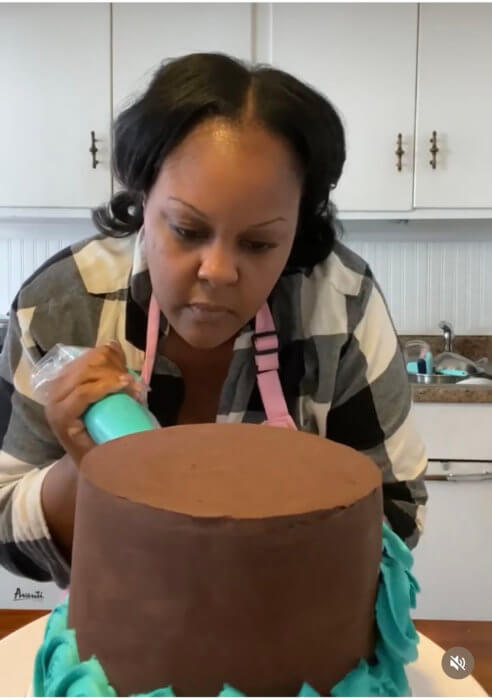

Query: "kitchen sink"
<box><xmin>457</xmin><ymin>377</ymin><xmax>492</xmax><ymax>386</ymax></box>
<box><xmin>408</xmin><ymin>374</ymin><xmax>492</xmax><ymax>386</ymax></box>
<box><xmin>409</xmin><ymin>373</ymin><xmax>462</xmax><ymax>385</ymax></box>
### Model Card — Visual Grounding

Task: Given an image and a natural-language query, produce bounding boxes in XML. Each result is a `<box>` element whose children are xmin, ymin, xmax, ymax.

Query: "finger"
<box><xmin>83</xmin><ymin>342</ymin><xmax>126</xmax><ymax>372</ymax></box>
<box><xmin>122</xmin><ymin>379</ymin><xmax>145</xmax><ymax>402</ymax></box>
<box><xmin>47</xmin><ymin>375</ymin><xmax>138</xmax><ymax>461</ymax></box>
<box><xmin>47</xmin><ymin>368</ymin><xmax>131</xmax><ymax>404</ymax></box>
<box><xmin>63</xmin><ymin>419</ymin><xmax>96</xmax><ymax>464</ymax></box>
<box><xmin>47</xmin><ymin>348</ymin><xmax>129</xmax><ymax>403</ymax></box>
<box><xmin>80</xmin><ymin>343</ymin><xmax>127</xmax><ymax>374</ymax></box>
<box><xmin>46</xmin><ymin>375</ymin><xmax>132</xmax><ymax>433</ymax></box>
<box><xmin>46</xmin><ymin>373</ymin><xmax>142</xmax><ymax>463</ymax></box>
<box><xmin>104</xmin><ymin>339</ymin><xmax>127</xmax><ymax>364</ymax></box>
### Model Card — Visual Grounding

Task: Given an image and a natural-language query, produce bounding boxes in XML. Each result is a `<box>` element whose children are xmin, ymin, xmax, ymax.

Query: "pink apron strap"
<box><xmin>141</xmin><ymin>294</ymin><xmax>161</xmax><ymax>389</ymax></box>
<box><xmin>254</xmin><ymin>303</ymin><xmax>297</xmax><ymax>430</ymax></box>
<box><xmin>141</xmin><ymin>295</ymin><xmax>296</xmax><ymax>430</ymax></box>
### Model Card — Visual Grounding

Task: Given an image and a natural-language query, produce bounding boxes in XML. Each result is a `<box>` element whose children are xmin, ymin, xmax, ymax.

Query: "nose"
<box><xmin>197</xmin><ymin>241</ymin><xmax>239</xmax><ymax>286</ymax></box>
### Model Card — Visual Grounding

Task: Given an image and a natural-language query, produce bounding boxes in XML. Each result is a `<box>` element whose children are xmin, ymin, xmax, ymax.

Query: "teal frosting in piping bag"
<box><xmin>82</xmin><ymin>371</ymin><xmax>158</xmax><ymax>445</ymax></box>
<box><xmin>33</xmin><ymin>522</ymin><xmax>420</xmax><ymax>697</ymax></box>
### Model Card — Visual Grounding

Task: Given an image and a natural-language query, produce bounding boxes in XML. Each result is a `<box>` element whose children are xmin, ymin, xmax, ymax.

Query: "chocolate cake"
<box><xmin>65</xmin><ymin>423</ymin><xmax>384</xmax><ymax>696</ymax></box>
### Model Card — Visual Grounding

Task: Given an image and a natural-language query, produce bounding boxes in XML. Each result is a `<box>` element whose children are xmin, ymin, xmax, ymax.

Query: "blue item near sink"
<box><xmin>424</xmin><ymin>351</ymin><xmax>433</xmax><ymax>374</ymax></box>
<box><xmin>435</xmin><ymin>368</ymin><xmax>468</xmax><ymax>378</ymax></box>
<box><xmin>406</xmin><ymin>351</ymin><xmax>434</xmax><ymax>375</ymax></box>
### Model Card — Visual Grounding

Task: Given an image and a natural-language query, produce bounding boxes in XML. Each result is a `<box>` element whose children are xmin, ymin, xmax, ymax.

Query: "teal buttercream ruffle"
<box><xmin>33</xmin><ymin>599</ymin><xmax>117</xmax><ymax>697</ymax></box>
<box><xmin>330</xmin><ymin>522</ymin><xmax>420</xmax><ymax>697</ymax></box>
<box><xmin>34</xmin><ymin>522</ymin><xmax>419</xmax><ymax>697</ymax></box>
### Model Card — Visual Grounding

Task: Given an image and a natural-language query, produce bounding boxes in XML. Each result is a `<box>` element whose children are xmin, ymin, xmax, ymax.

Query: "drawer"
<box><xmin>413</xmin><ymin>402</ymin><xmax>492</xmax><ymax>460</ymax></box>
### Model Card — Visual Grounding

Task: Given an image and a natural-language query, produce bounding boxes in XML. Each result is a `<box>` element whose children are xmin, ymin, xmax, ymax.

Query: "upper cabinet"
<box><xmin>112</xmin><ymin>3</ymin><xmax>253</xmax><ymax>114</ymax></box>
<box><xmin>2</xmin><ymin>3</ymin><xmax>492</xmax><ymax>215</ymax></box>
<box><xmin>414</xmin><ymin>3</ymin><xmax>492</xmax><ymax>208</ymax></box>
<box><xmin>0</xmin><ymin>3</ymin><xmax>252</xmax><ymax>209</ymax></box>
<box><xmin>259</xmin><ymin>3</ymin><xmax>418</xmax><ymax>212</ymax></box>
<box><xmin>0</xmin><ymin>4</ymin><xmax>111</xmax><ymax>208</ymax></box>
<box><xmin>111</xmin><ymin>3</ymin><xmax>253</xmax><ymax>194</ymax></box>
<box><xmin>258</xmin><ymin>2</ymin><xmax>492</xmax><ymax>213</ymax></box>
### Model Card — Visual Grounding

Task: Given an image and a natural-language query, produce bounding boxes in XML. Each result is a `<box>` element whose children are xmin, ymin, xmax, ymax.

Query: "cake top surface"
<box><xmin>80</xmin><ymin>423</ymin><xmax>381</xmax><ymax>518</ymax></box>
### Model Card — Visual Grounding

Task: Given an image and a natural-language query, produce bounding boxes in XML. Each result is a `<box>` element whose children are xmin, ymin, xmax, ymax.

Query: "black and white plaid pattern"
<box><xmin>0</xmin><ymin>230</ymin><xmax>428</xmax><ymax>588</ymax></box>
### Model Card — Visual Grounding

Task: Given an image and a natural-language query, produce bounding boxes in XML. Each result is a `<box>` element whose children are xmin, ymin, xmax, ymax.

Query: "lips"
<box><xmin>188</xmin><ymin>302</ymin><xmax>231</xmax><ymax>313</ymax></box>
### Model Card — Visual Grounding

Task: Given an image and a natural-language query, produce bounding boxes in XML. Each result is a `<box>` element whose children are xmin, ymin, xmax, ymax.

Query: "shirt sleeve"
<box><xmin>0</xmin><ymin>304</ymin><xmax>69</xmax><ymax>588</ymax></box>
<box><xmin>325</xmin><ymin>274</ymin><xmax>428</xmax><ymax>550</ymax></box>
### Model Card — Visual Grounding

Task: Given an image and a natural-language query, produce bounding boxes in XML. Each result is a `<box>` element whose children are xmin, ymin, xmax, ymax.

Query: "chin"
<box><xmin>185</xmin><ymin>336</ymin><xmax>224</xmax><ymax>350</ymax></box>
<box><xmin>179</xmin><ymin>326</ymin><xmax>236</xmax><ymax>350</ymax></box>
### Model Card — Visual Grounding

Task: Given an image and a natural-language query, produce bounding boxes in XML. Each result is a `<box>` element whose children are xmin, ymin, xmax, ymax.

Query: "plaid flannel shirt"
<box><xmin>0</xmin><ymin>229</ymin><xmax>428</xmax><ymax>588</ymax></box>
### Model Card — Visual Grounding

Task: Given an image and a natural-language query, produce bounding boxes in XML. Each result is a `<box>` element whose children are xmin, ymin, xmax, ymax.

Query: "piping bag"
<box><xmin>30</xmin><ymin>344</ymin><xmax>158</xmax><ymax>445</ymax></box>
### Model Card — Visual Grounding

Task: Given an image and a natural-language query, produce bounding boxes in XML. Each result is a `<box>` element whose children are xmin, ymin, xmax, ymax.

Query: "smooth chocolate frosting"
<box><xmin>69</xmin><ymin>424</ymin><xmax>383</xmax><ymax>696</ymax></box>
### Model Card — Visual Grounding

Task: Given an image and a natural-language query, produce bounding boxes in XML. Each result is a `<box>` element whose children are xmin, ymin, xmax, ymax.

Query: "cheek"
<box><xmin>144</xmin><ymin>231</ymin><xmax>171</xmax><ymax>292</ymax></box>
<box><xmin>144</xmin><ymin>224</ymin><xmax>166</xmax><ymax>258</ymax></box>
<box><xmin>145</xmin><ymin>234</ymin><xmax>195</xmax><ymax>309</ymax></box>
<box><xmin>241</xmin><ymin>251</ymin><xmax>290</xmax><ymax>312</ymax></box>
<box><xmin>254</xmin><ymin>244</ymin><xmax>293</xmax><ymax>285</ymax></box>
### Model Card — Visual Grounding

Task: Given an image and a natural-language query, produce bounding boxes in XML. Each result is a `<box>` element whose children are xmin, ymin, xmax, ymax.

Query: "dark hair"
<box><xmin>92</xmin><ymin>52</ymin><xmax>346</xmax><ymax>269</ymax></box>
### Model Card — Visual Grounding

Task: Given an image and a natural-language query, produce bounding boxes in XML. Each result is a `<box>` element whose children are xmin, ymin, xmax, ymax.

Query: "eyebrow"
<box><xmin>167</xmin><ymin>197</ymin><xmax>286</xmax><ymax>229</ymax></box>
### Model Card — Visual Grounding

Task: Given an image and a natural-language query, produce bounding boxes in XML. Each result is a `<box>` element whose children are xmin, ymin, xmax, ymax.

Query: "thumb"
<box><xmin>65</xmin><ymin>420</ymin><xmax>96</xmax><ymax>465</ymax></box>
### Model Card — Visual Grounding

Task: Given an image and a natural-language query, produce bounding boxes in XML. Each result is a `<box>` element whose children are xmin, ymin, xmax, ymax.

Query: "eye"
<box><xmin>241</xmin><ymin>240</ymin><xmax>277</xmax><ymax>253</ymax></box>
<box><xmin>171</xmin><ymin>226</ymin><xmax>207</xmax><ymax>242</ymax></box>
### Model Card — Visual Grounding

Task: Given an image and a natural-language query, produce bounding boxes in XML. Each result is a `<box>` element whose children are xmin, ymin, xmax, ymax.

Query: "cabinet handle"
<box><xmin>89</xmin><ymin>131</ymin><xmax>99</xmax><ymax>169</ymax></box>
<box><xmin>429</xmin><ymin>130</ymin><xmax>439</xmax><ymax>169</ymax></box>
<box><xmin>395</xmin><ymin>133</ymin><xmax>404</xmax><ymax>171</ymax></box>
<box><xmin>425</xmin><ymin>470</ymin><xmax>492</xmax><ymax>481</ymax></box>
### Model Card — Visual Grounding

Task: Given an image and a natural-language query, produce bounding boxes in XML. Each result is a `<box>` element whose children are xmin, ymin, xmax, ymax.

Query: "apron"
<box><xmin>141</xmin><ymin>294</ymin><xmax>297</xmax><ymax>431</ymax></box>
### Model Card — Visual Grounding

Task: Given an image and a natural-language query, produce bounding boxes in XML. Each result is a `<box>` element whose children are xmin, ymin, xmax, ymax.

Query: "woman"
<box><xmin>0</xmin><ymin>53</ymin><xmax>427</xmax><ymax>589</ymax></box>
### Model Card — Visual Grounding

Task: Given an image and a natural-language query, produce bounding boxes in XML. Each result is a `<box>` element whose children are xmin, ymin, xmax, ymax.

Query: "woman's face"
<box><xmin>143</xmin><ymin>119</ymin><xmax>302</xmax><ymax>350</ymax></box>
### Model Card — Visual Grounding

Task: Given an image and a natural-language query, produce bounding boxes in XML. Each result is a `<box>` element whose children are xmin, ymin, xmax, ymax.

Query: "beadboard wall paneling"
<box><xmin>0</xmin><ymin>238</ymin><xmax>75</xmax><ymax>311</ymax></box>
<box><xmin>345</xmin><ymin>237</ymin><xmax>492</xmax><ymax>334</ymax></box>
<box><xmin>0</xmin><ymin>219</ymin><xmax>95</xmax><ymax>315</ymax></box>
<box><xmin>343</xmin><ymin>219</ymin><xmax>492</xmax><ymax>335</ymax></box>
<box><xmin>0</xmin><ymin>218</ymin><xmax>491</xmax><ymax>335</ymax></box>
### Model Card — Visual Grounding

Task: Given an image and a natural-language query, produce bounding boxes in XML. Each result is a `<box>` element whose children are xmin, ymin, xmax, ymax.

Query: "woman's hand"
<box><xmin>44</xmin><ymin>341</ymin><xmax>141</xmax><ymax>465</ymax></box>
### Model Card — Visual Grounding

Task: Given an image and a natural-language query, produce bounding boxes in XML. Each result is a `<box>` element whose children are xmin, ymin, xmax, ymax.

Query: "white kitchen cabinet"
<box><xmin>413</xmin><ymin>402</ymin><xmax>492</xmax><ymax>461</ymax></box>
<box><xmin>2</xmin><ymin>3</ymin><xmax>492</xmax><ymax>216</ymax></box>
<box><xmin>258</xmin><ymin>3</ymin><xmax>492</xmax><ymax>215</ymax></box>
<box><xmin>112</xmin><ymin>3</ymin><xmax>253</xmax><ymax>115</ymax></box>
<box><xmin>411</xmin><ymin>461</ymin><xmax>492</xmax><ymax>621</ymax></box>
<box><xmin>256</xmin><ymin>3</ymin><xmax>418</xmax><ymax>212</ymax></box>
<box><xmin>414</xmin><ymin>4</ymin><xmax>492</xmax><ymax>208</ymax></box>
<box><xmin>410</xmin><ymin>401</ymin><xmax>492</xmax><ymax>620</ymax></box>
<box><xmin>0</xmin><ymin>4</ymin><xmax>112</xmax><ymax>208</ymax></box>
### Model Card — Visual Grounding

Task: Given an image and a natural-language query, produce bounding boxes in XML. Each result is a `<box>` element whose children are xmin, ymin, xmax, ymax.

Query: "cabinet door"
<box><xmin>259</xmin><ymin>3</ymin><xmax>418</xmax><ymax>211</ymax></box>
<box><xmin>411</xmin><ymin>470</ymin><xmax>492</xmax><ymax>620</ymax></box>
<box><xmin>112</xmin><ymin>3</ymin><xmax>253</xmax><ymax>114</ymax></box>
<box><xmin>415</xmin><ymin>4</ymin><xmax>492</xmax><ymax>208</ymax></box>
<box><xmin>0</xmin><ymin>4</ymin><xmax>111</xmax><ymax>208</ymax></box>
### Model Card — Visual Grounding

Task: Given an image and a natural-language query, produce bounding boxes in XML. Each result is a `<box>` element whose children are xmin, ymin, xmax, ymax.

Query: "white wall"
<box><xmin>344</xmin><ymin>219</ymin><xmax>492</xmax><ymax>335</ymax></box>
<box><xmin>0</xmin><ymin>218</ymin><xmax>95</xmax><ymax>315</ymax></box>
<box><xmin>0</xmin><ymin>217</ymin><xmax>491</xmax><ymax>336</ymax></box>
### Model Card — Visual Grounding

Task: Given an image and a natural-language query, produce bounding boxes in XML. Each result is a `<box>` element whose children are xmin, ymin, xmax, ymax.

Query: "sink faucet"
<box><xmin>438</xmin><ymin>321</ymin><xmax>454</xmax><ymax>353</ymax></box>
